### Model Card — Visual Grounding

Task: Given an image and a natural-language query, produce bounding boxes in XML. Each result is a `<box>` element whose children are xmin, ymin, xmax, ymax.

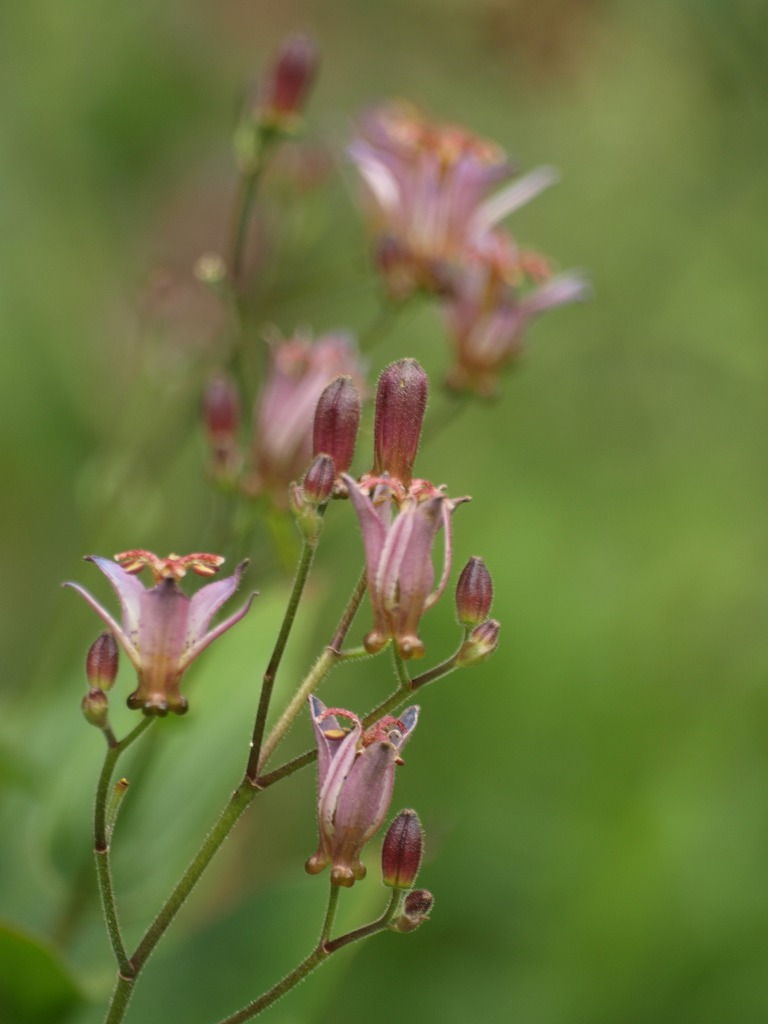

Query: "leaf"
<box><xmin>0</xmin><ymin>921</ymin><xmax>84</xmax><ymax>1024</ymax></box>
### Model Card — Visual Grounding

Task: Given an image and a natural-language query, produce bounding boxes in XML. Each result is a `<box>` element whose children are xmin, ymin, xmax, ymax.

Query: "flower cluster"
<box><xmin>350</xmin><ymin>101</ymin><xmax>588</xmax><ymax>393</ymax></box>
<box><xmin>63</xmin><ymin>36</ymin><xmax>585</xmax><ymax>1020</ymax></box>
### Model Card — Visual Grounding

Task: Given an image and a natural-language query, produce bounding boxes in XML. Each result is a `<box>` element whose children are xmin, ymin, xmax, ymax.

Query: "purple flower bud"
<box><xmin>81</xmin><ymin>687</ymin><xmax>109</xmax><ymax>730</ymax></box>
<box><xmin>373</xmin><ymin>359</ymin><xmax>428</xmax><ymax>488</ymax></box>
<box><xmin>260</xmin><ymin>34</ymin><xmax>319</xmax><ymax>125</ymax></box>
<box><xmin>312</xmin><ymin>375</ymin><xmax>361</xmax><ymax>475</ymax></box>
<box><xmin>456</xmin><ymin>618</ymin><xmax>500</xmax><ymax>667</ymax></box>
<box><xmin>203</xmin><ymin>373</ymin><xmax>240</xmax><ymax>470</ymax></box>
<box><xmin>303</xmin><ymin>453</ymin><xmax>335</xmax><ymax>505</ymax></box>
<box><xmin>382</xmin><ymin>809</ymin><xmax>424</xmax><ymax>888</ymax></box>
<box><xmin>455</xmin><ymin>557</ymin><xmax>493</xmax><ymax>626</ymax></box>
<box><xmin>86</xmin><ymin>632</ymin><xmax>119</xmax><ymax>691</ymax></box>
<box><xmin>391</xmin><ymin>888</ymin><xmax>434</xmax><ymax>932</ymax></box>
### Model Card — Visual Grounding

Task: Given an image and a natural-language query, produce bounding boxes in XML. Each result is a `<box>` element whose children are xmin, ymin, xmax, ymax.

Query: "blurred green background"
<box><xmin>2</xmin><ymin>0</ymin><xmax>768</xmax><ymax>1021</ymax></box>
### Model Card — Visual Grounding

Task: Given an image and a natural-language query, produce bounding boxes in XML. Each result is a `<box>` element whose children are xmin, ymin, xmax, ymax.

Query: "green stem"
<box><xmin>329</xmin><ymin>568</ymin><xmax>366</xmax><ymax>653</ymax></box>
<box><xmin>103</xmin><ymin>779</ymin><xmax>258</xmax><ymax>1024</ymax></box>
<box><xmin>94</xmin><ymin>719</ymin><xmax>153</xmax><ymax>975</ymax></box>
<box><xmin>229</xmin><ymin>166</ymin><xmax>264</xmax><ymax>286</ymax></box>
<box><xmin>411</xmin><ymin>653</ymin><xmax>460</xmax><ymax>691</ymax></box>
<box><xmin>215</xmin><ymin>886</ymin><xmax>340</xmax><ymax>1024</ymax></box>
<box><xmin>257</xmin><ymin>566</ymin><xmax>367</xmax><ymax>774</ymax></box>
<box><xmin>130</xmin><ymin>780</ymin><xmax>256</xmax><ymax>974</ymax></box>
<box><xmin>257</xmin><ymin>647</ymin><xmax>337</xmax><ymax>772</ymax></box>
<box><xmin>215</xmin><ymin>885</ymin><xmax>404</xmax><ymax>1023</ymax></box>
<box><xmin>259</xmin><ymin>651</ymin><xmax>460</xmax><ymax>789</ymax></box>
<box><xmin>246</xmin><ymin>536</ymin><xmax>318</xmax><ymax>782</ymax></box>
<box><xmin>104</xmin><ymin>975</ymin><xmax>133</xmax><ymax>1024</ymax></box>
<box><xmin>325</xmin><ymin>888</ymin><xmax>400</xmax><ymax>953</ymax></box>
<box><xmin>257</xmin><ymin>748</ymin><xmax>316</xmax><ymax>789</ymax></box>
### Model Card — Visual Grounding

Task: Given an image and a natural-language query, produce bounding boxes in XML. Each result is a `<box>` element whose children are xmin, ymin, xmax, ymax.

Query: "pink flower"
<box><xmin>445</xmin><ymin>232</ymin><xmax>589</xmax><ymax>395</ymax></box>
<box><xmin>343</xmin><ymin>475</ymin><xmax>468</xmax><ymax>659</ymax></box>
<box><xmin>64</xmin><ymin>551</ymin><xmax>255</xmax><ymax>715</ymax></box>
<box><xmin>249</xmin><ymin>332</ymin><xmax>364</xmax><ymax>503</ymax></box>
<box><xmin>349</xmin><ymin>102</ymin><xmax>557</xmax><ymax>298</ymax></box>
<box><xmin>305</xmin><ymin>696</ymin><xmax>419</xmax><ymax>887</ymax></box>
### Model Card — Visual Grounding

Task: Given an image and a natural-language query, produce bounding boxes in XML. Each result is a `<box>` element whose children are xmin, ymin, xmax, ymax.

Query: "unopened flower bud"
<box><xmin>86</xmin><ymin>632</ymin><xmax>119</xmax><ymax>691</ymax></box>
<box><xmin>81</xmin><ymin>687</ymin><xmax>109</xmax><ymax>730</ymax></box>
<box><xmin>391</xmin><ymin>888</ymin><xmax>434</xmax><ymax>933</ymax></box>
<box><xmin>373</xmin><ymin>359</ymin><xmax>428</xmax><ymax>487</ymax></box>
<box><xmin>312</xmin><ymin>375</ymin><xmax>361</xmax><ymax>476</ymax></box>
<box><xmin>303</xmin><ymin>453</ymin><xmax>335</xmax><ymax>505</ymax></box>
<box><xmin>455</xmin><ymin>557</ymin><xmax>493</xmax><ymax>626</ymax></box>
<box><xmin>203</xmin><ymin>373</ymin><xmax>241</xmax><ymax>470</ymax></box>
<box><xmin>382</xmin><ymin>809</ymin><xmax>424</xmax><ymax>889</ymax></box>
<box><xmin>260</xmin><ymin>34</ymin><xmax>319</xmax><ymax>127</ymax></box>
<box><xmin>456</xmin><ymin>618</ymin><xmax>500</xmax><ymax>667</ymax></box>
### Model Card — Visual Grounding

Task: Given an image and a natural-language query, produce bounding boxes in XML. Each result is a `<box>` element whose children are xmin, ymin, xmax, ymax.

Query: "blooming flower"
<box><xmin>444</xmin><ymin>231</ymin><xmax>589</xmax><ymax>395</ymax></box>
<box><xmin>64</xmin><ymin>551</ymin><xmax>254</xmax><ymax>715</ymax></box>
<box><xmin>249</xmin><ymin>332</ymin><xmax>364</xmax><ymax>504</ymax></box>
<box><xmin>343</xmin><ymin>475</ymin><xmax>468</xmax><ymax>659</ymax></box>
<box><xmin>306</xmin><ymin>696</ymin><xmax>419</xmax><ymax>887</ymax></box>
<box><xmin>349</xmin><ymin>101</ymin><xmax>558</xmax><ymax>298</ymax></box>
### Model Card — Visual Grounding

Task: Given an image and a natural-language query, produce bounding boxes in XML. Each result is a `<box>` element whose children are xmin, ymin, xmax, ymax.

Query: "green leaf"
<box><xmin>0</xmin><ymin>921</ymin><xmax>84</xmax><ymax>1024</ymax></box>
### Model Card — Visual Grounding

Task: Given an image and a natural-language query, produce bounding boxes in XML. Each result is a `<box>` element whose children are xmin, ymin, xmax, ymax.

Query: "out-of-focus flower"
<box><xmin>306</xmin><ymin>696</ymin><xmax>419</xmax><ymax>887</ymax></box>
<box><xmin>249</xmin><ymin>333</ymin><xmax>364</xmax><ymax>505</ymax></box>
<box><xmin>203</xmin><ymin>372</ymin><xmax>242</xmax><ymax>477</ymax></box>
<box><xmin>64</xmin><ymin>551</ymin><xmax>254</xmax><ymax>716</ymax></box>
<box><xmin>343</xmin><ymin>475</ymin><xmax>468</xmax><ymax>659</ymax></box>
<box><xmin>257</xmin><ymin>34</ymin><xmax>319</xmax><ymax>132</ymax></box>
<box><xmin>349</xmin><ymin>101</ymin><xmax>557</xmax><ymax>299</ymax></box>
<box><xmin>445</xmin><ymin>231</ymin><xmax>589</xmax><ymax>395</ymax></box>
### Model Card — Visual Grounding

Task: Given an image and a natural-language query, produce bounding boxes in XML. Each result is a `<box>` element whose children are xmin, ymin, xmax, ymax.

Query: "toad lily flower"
<box><xmin>64</xmin><ymin>551</ymin><xmax>255</xmax><ymax>716</ymax></box>
<box><xmin>343</xmin><ymin>474</ymin><xmax>469</xmax><ymax>659</ymax></box>
<box><xmin>249</xmin><ymin>331</ymin><xmax>365</xmax><ymax>504</ymax></box>
<box><xmin>445</xmin><ymin>231</ymin><xmax>589</xmax><ymax>396</ymax></box>
<box><xmin>306</xmin><ymin>696</ymin><xmax>419</xmax><ymax>887</ymax></box>
<box><xmin>349</xmin><ymin>101</ymin><xmax>558</xmax><ymax>299</ymax></box>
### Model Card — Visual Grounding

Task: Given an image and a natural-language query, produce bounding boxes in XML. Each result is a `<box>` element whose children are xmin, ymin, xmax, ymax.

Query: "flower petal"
<box><xmin>180</xmin><ymin>591</ymin><xmax>257</xmax><ymax>670</ymax></box>
<box><xmin>343</xmin><ymin>475</ymin><xmax>389</xmax><ymax>584</ymax></box>
<box><xmin>470</xmin><ymin>165</ymin><xmax>560</xmax><ymax>237</ymax></box>
<box><xmin>62</xmin><ymin>581</ymin><xmax>140</xmax><ymax>667</ymax></box>
<box><xmin>309</xmin><ymin>695</ymin><xmax>360</xmax><ymax>789</ymax></box>
<box><xmin>85</xmin><ymin>555</ymin><xmax>146</xmax><ymax>648</ymax></box>
<box><xmin>185</xmin><ymin>561</ymin><xmax>249</xmax><ymax>648</ymax></box>
<box><xmin>523</xmin><ymin>272</ymin><xmax>591</xmax><ymax>316</ymax></box>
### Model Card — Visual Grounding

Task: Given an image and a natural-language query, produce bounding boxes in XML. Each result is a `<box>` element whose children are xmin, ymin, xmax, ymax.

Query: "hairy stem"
<box><xmin>325</xmin><ymin>888</ymin><xmax>401</xmax><ymax>953</ymax></box>
<box><xmin>257</xmin><ymin>566</ymin><xmax>367</xmax><ymax>773</ymax></box>
<box><xmin>246</xmin><ymin>536</ymin><xmax>318</xmax><ymax>782</ymax></box>
<box><xmin>215</xmin><ymin>885</ymin><xmax>401</xmax><ymax>1022</ymax></box>
<box><xmin>94</xmin><ymin>718</ymin><xmax>153</xmax><ymax>975</ymax></box>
